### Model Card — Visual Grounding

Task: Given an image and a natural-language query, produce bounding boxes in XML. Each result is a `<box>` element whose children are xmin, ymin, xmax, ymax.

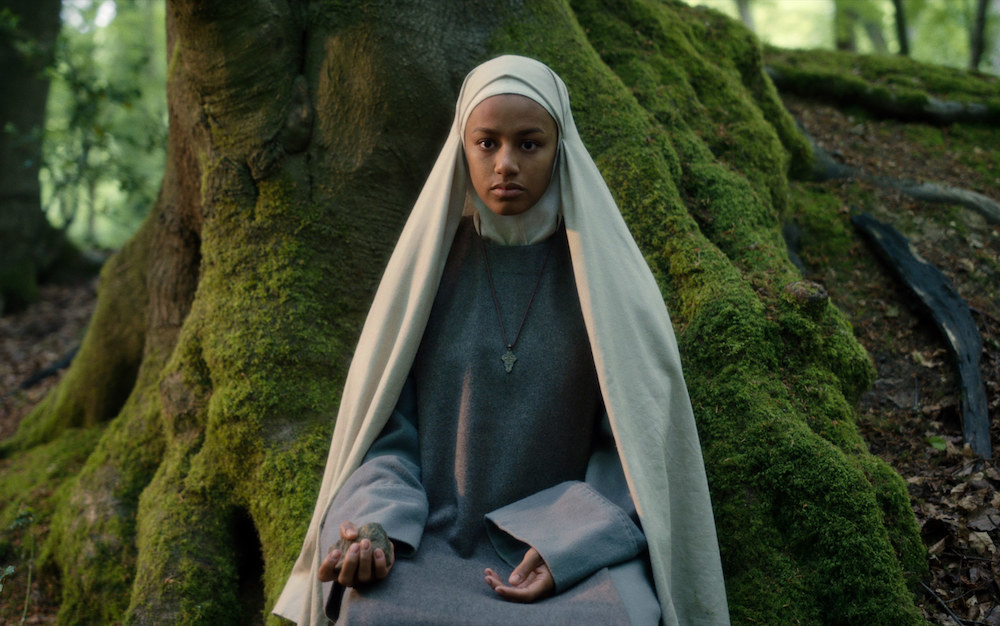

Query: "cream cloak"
<box><xmin>274</xmin><ymin>55</ymin><xmax>730</xmax><ymax>626</ymax></box>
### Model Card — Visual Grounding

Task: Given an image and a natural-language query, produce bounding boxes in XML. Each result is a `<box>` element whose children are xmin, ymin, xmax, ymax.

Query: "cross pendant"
<box><xmin>501</xmin><ymin>347</ymin><xmax>517</xmax><ymax>373</ymax></box>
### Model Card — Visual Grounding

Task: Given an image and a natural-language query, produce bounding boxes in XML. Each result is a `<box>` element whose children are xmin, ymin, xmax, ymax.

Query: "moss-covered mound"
<box><xmin>767</xmin><ymin>47</ymin><xmax>1000</xmax><ymax>125</ymax></box>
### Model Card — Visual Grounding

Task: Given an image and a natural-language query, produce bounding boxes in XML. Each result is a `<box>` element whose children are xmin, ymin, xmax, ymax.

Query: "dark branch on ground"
<box><xmin>852</xmin><ymin>213</ymin><xmax>991</xmax><ymax>457</ymax></box>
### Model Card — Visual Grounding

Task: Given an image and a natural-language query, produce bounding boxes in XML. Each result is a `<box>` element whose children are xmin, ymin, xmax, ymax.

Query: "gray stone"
<box><xmin>331</xmin><ymin>522</ymin><xmax>394</xmax><ymax>571</ymax></box>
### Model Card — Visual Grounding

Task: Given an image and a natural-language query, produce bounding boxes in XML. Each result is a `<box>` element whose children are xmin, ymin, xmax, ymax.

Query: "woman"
<box><xmin>274</xmin><ymin>55</ymin><xmax>729</xmax><ymax>626</ymax></box>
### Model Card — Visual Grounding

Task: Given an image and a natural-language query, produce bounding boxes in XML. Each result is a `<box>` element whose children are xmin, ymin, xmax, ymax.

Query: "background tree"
<box><xmin>834</xmin><ymin>0</ymin><xmax>889</xmax><ymax>53</ymax></box>
<box><xmin>893</xmin><ymin>0</ymin><xmax>911</xmax><ymax>55</ymax></box>
<box><xmin>971</xmin><ymin>0</ymin><xmax>992</xmax><ymax>69</ymax></box>
<box><xmin>736</xmin><ymin>0</ymin><xmax>755</xmax><ymax>31</ymax></box>
<box><xmin>0</xmin><ymin>0</ymin><xmax>929</xmax><ymax>624</ymax></box>
<box><xmin>42</xmin><ymin>0</ymin><xmax>167</xmax><ymax>249</ymax></box>
<box><xmin>0</xmin><ymin>0</ymin><xmax>70</xmax><ymax>312</ymax></box>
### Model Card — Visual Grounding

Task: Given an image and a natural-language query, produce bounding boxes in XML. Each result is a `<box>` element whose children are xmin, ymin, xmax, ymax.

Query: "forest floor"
<box><xmin>0</xmin><ymin>97</ymin><xmax>998</xmax><ymax>623</ymax></box>
<box><xmin>785</xmin><ymin>94</ymin><xmax>1000</xmax><ymax>625</ymax></box>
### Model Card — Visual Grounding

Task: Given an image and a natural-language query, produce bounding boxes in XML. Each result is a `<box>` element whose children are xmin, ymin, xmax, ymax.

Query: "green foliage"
<box><xmin>42</xmin><ymin>0</ymin><xmax>167</xmax><ymax>249</ymax></box>
<box><xmin>0</xmin><ymin>564</ymin><xmax>14</xmax><ymax>594</ymax></box>
<box><xmin>683</xmin><ymin>0</ymin><xmax>1000</xmax><ymax>74</ymax></box>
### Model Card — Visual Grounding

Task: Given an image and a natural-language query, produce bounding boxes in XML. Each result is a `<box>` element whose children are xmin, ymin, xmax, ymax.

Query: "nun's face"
<box><xmin>464</xmin><ymin>94</ymin><xmax>558</xmax><ymax>217</ymax></box>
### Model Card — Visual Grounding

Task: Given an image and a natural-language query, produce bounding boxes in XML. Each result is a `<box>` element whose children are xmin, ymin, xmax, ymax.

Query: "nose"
<box><xmin>495</xmin><ymin>145</ymin><xmax>519</xmax><ymax>176</ymax></box>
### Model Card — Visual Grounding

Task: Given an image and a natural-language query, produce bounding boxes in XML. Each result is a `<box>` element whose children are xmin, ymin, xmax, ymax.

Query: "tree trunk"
<box><xmin>735</xmin><ymin>0</ymin><xmax>755</xmax><ymax>32</ymax></box>
<box><xmin>834</xmin><ymin>1</ymin><xmax>859</xmax><ymax>51</ymax></box>
<box><xmin>970</xmin><ymin>0</ymin><xmax>990</xmax><ymax>70</ymax></box>
<box><xmin>0</xmin><ymin>0</ymin><xmax>69</xmax><ymax>311</ymax></box>
<box><xmin>862</xmin><ymin>16</ymin><xmax>889</xmax><ymax>53</ymax></box>
<box><xmin>893</xmin><ymin>0</ymin><xmax>910</xmax><ymax>55</ymax></box>
<box><xmin>0</xmin><ymin>0</ymin><xmax>927</xmax><ymax>624</ymax></box>
<box><xmin>993</xmin><ymin>0</ymin><xmax>1000</xmax><ymax>73</ymax></box>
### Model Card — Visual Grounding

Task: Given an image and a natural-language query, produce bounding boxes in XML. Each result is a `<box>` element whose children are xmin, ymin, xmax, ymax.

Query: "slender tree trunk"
<box><xmin>863</xmin><ymin>17</ymin><xmax>889</xmax><ymax>52</ymax></box>
<box><xmin>0</xmin><ymin>1</ymin><xmax>927</xmax><ymax>624</ymax></box>
<box><xmin>992</xmin><ymin>0</ymin><xmax>1000</xmax><ymax>73</ymax></box>
<box><xmin>85</xmin><ymin>177</ymin><xmax>97</xmax><ymax>245</ymax></box>
<box><xmin>971</xmin><ymin>0</ymin><xmax>990</xmax><ymax>69</ymax></box>
<box><xmin>835</xmin><ymin>2</ymin><xmax>859</xmax><ymax>51</ymax></box>
<box><xmin>893</xmin><ymin>0</ymin><xmax>910</xmax><ymax>55</ymax></box>
<box><xmin>735</xmin><ymin>0</ymin><xmax>755</xmax><ymax>32</ymax></box>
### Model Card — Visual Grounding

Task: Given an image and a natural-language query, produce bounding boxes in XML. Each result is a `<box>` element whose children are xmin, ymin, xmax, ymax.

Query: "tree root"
<box><xmin>766</xmin><ymin>65</ymin><xmax>1000</xmax><ymax>127</ymax></box>
<box><xmin>804</xmin><ymin>129</ymin><xmax>1000</xmax><ymax>225</ymax></box>
<box><xmin>852</xmin><ymin>212</ymin><xmax>991</xmax><ymax>458</ymax></box>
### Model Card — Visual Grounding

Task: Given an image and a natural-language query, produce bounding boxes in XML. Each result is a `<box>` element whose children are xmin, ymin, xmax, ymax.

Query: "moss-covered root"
<box><xmin>1</xmin><ymin>214</ymin><xmax>152</xmax><ymax>454</ymax></box>
<box><xmin>126</xmin><ymin>451</ymin><xmax>242</xmax><ymax>625</ymax></box>
<box><xmin>765</xmin><ymin>47</ymin><xmax>1000</xmax><ymax>126</ymax></box>
<box><xmin>47</xmin><ymin>356</ymin><xmax>167</xmax><ymax>624</ymax></box>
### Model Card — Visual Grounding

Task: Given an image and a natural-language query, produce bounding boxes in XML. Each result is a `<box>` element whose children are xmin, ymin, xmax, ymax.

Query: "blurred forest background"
<box><xmin>3</xmin><ymin>0</ymin><xmax>997</xmax><ymax>254</ymax></box>
<box><xmin>4</xmin><ymin>0</ymin><xmax>165</xmax><ymax>254</ymax></box>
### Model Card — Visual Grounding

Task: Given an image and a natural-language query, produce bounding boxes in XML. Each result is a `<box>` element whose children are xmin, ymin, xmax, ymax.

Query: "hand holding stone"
<box><xmin>318</xmin><ymin>521</ymin><xmax>394</xmax><ymax>586</ymax></box>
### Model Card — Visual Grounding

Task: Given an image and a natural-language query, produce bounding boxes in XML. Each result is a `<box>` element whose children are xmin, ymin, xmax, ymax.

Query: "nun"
<box><xmin>274</xmin><ymin>55</ymin><xmax>729</xmax><ymax>626</ymax></box>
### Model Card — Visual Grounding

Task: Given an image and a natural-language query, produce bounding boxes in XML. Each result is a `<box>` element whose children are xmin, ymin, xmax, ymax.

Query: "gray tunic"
<box><xmin>320</xmin><ymin>219</ymin><xmax>660</xmax><ymax>625</ymax></box>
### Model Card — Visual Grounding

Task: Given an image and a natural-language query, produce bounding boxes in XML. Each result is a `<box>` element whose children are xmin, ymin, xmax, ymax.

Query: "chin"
<box><xmin>488</xmin><ymin>204</ymin><xmax>533</xmax><ymax>217</ymax></box>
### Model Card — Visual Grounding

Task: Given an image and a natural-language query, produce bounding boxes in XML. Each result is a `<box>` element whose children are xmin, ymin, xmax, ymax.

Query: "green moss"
<box><xmin>48</xmin><ymin>343</ymin><xmax>170</xmax><ymax>622</ymax></box>
<box><xmin>0</xmin><ymin>428</ymin><xmax>101</xmax><ymax>530</ymax></box>
<box><xmin>109</xmin><ymin>156</ymin><xmax>350</xmax><ymax>622</ymax></box>
<box><xmin>903</xmin><ymin>124</ymin><xmax>946</xmax><ymax>149</ymax></box>
<box><xmin>766</xmin><ymin>47</ymin><xmax>1000</xmax><ymax>123</ymax></box>
<box><xmin>950</xmin><ymin>123</ymin><xmax>1000</xmax><ymax>179</ymax></box>
<box><xmin>0</xmin><ymin>428</ymin><xmax>103</xmax><ymax>619</ymax></box>
<box><xmin>788</xmin><ymin>183</ymin><xmax>855</xmax><ymax>271</ymax></box>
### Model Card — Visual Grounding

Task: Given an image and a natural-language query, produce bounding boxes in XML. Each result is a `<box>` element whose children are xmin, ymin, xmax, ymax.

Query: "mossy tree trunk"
<box><xmin>0</xmin><ymin>0</ymin><xmax>928</xmax><ymax>624</ymax></box>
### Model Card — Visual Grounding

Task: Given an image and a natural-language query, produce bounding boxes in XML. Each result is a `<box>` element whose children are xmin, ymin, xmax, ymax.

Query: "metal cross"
<box><xmin>501</xmin><ymin>348</ymin><xmax>517</xmax><ymax>373</ymax></box>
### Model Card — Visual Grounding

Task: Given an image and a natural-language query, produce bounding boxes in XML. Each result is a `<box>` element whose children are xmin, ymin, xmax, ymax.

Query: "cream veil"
<box><xmin>274</xmin><ymin>55</ymin><xmax>729</xmax><ymax>626</ymax></box>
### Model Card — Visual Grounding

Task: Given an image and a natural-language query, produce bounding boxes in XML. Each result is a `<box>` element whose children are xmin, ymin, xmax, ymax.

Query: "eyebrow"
<box><xmin>468</xmin><ymin>126</ymin><xmax>549</xmax><ymax>136</ymax></box>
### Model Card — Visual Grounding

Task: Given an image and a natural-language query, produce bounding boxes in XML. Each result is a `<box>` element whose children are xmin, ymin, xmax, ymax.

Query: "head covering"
<box><xmin>275</xmin><ymin>55</ymin><xmax>730</xmax><ymax>626</ymax></box>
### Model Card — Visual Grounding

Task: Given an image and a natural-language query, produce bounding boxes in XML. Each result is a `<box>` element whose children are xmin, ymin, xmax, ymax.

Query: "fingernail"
<box><xmin>510</xmin><ymin>573</ymin><xmax>522</xmax><ymax>584</ymax></box>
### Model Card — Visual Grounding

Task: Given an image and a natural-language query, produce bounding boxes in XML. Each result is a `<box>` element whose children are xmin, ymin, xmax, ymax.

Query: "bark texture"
<box><xmin>1</xmin><ymin>1</ymin><xmax>927</xmax><ymax>624</ymax></box>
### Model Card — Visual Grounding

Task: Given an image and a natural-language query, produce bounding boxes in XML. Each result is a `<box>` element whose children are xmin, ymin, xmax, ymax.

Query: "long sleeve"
<box><xmin>319</xmin><ymin>375</ymin><xmax>428</xmax><ymax>618</ymax></box>
<box><xmin>319</xmin><ymin>375</ymin><xmax>428</xmax><ymax>556</ymax></box>
<box><xmin>484</xmin><ymin>412</ymin><xmax>646</xmax><ymax>592</ymax></box>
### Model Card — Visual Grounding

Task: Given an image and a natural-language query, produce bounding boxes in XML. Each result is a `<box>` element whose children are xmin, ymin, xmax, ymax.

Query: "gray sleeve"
<box><xmin>320</xmin><ymin>376</ymin><xmax>428</xmax><ymax>619</ymax></box>
<box><xmin>484</xmin><ymin>412</ymin><xmax>646</xmax><ymax>592</ymax></box>
<box><xmin>319</xmin><ymin>375</ymin><xmax>427</xmax><ymax>557</ymax></box>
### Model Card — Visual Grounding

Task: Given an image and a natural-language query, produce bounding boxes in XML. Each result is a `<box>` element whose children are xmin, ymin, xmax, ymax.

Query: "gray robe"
<box><xmin>320</xmin><ymin>220</ymin><xmax>660</xmax><ymax>625</ymax></box>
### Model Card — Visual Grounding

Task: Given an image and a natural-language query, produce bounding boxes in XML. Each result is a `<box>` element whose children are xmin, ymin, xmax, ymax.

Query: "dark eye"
<box><xmin>478</xmin><ymin>138</ymin><xmax>496</xmax><ymax>150</ymax></box>
<box><xmin>521</xmin><ymin>140</ymin><xmax>539</xmax><ymax>151</ymax></box>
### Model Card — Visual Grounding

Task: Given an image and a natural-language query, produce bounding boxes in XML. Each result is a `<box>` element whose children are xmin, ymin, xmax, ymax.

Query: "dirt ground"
<box><xmin>0</xmin><ymin>96</ymin><xmax>998</xmax><ymax>623</ymax></box>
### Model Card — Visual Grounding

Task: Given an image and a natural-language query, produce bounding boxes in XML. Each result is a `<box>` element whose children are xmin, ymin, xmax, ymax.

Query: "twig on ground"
<box><xmin>921</xmin><ymin>581</ymin><xmax>977</xmax><ymax>625</ymax></box>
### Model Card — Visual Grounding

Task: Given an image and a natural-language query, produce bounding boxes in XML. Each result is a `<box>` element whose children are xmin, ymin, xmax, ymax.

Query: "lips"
<box><xmin>490</xmin><ymin>182</ymin><xmax>525</xmax><ymax>199</ymax></box>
